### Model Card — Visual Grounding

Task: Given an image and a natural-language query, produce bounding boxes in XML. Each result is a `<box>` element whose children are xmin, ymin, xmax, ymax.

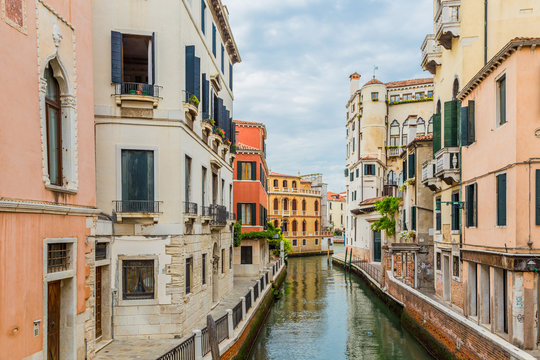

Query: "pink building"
<box><xmin>458</xmin><ymin>38</ymin><xmax>540</xmax><ymax>349</ymax></box>
<box><xmin>0</xmin><ymin>0</ymin><xmax>98</xmax><ymax>359</ymax></box>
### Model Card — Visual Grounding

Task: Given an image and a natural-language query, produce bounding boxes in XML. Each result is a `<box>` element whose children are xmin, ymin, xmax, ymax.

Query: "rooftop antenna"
<box><xmin>373</xmin><ymin>65</ymin><xmax>379</xmax><ymax>79</ymax></box>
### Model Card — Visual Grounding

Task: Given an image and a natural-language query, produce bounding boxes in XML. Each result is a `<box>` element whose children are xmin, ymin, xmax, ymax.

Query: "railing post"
<box><xmin>241</xmin><ymin>296</ymin><xmax>246</xmax><ymax>319</ymax></box>
<box><xmin>226</xmin><ymin>309</ymin><xmax>234</xmax><ymax>338</ymax></box>
<box><xmin>257</xmin><ymin>279</ymin><xmax>261</xmax><ymax>296</ymax></box>
<box><xmin>250</xmin><ymin>287</ymin><xmax>254</xmax><ymax>306</ymax></box>
<box><xmin>193</xmin><ymin>329</ymin><xmax>202</xmax><ymax>360</ymax></box>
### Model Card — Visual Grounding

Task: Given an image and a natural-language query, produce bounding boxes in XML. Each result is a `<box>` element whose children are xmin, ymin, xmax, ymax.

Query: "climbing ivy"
<box><xmin>371</xmin><ymin>196</ymin><xmax>400</xmax><ymax>237</ymax></box>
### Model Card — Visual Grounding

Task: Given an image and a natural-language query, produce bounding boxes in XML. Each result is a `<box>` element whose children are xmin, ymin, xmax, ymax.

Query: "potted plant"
<box><xmin>224</xmin><ymin>139</ymin><xmax>231</xmax><ymax>146</ymax></box>
<box><xmin>189</xmin><ymin>94</ymin><xmax>200</xmax><ymax>107</ymax></box>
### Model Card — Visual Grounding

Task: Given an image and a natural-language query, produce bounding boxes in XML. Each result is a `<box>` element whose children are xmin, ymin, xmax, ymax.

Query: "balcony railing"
<box><xmin>435</xmin><ymin>1</ymin><xmax>460</xmax><ymax>49</ymax></box>
<box><xmin>114</xmin><ymin>82</ymin><xmax>161</xmax><ymax>97</ymax></box>
<box><xmin>383</xmin><ymin>184</ymin><xmax>398</xmax><ymax>197</ymax></box>
<box><xmin>269</xmin><ymin>187</ymin><xmax>321</xmax><ymax>196</ymax></box>
<box><xmin>114</xmin><ymin>200</ymin><xmax>161</xmax><ymax>213</ymax></box>
<box><xmin>282</xmin><ymin>210</ymin><xmax>290</xmax><ymax>217</ymax></box>
<box><xmin>228</xmin><ymin>211</ymin><xmax>236</xmax><ymax>221</ymax></box>
<box><xmin>210</xmin><ymin>205</ymin><xmax>227</xmax><ymax>226</ymax></box>
<box><xmin>183</xmin><ymin>201</ymin><xmax>198</xmax><ymax>216</ymax></box>
<box><xmin>201</xmin><ymin>205</ymin><xmax>212</xmax><ymax>217</ymax></box>
<box><xmin>421</xmin><ymin>34</ymin><xmax>442</xmax><ymax>74</ymax></box>
<box><xmin>435</xmin><ymin>147</ymin><xmax>459</xmax><ymax>184</ymax></box>
<box><xmin>421</xmin><ymin>159</ymin><xmax>441</xmax><ymax>191</ymax></box>
<box><xmin>387</xmin><ymin>147</ymin><xmax>401</xmax><ymax>157</ymax></box>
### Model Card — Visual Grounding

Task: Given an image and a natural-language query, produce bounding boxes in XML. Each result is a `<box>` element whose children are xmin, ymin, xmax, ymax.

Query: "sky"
<box><xmin>225</xmin><ymin>0</ymin><xmax>433</xmax><ymax>193</ymax></box>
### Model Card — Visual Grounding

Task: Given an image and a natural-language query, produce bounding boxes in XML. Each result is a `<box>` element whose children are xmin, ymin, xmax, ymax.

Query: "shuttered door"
<box><xmin>497</xmin><ymin>174</ymin><xmax>507</xmax><ymax>226</ymax></box>
<box><xmin>433</xmin><ymin>113</ymin><xmax>442</xmax><ymax>156</ymax></box>
<box><xmin>411</xmin><ymin>206</ymin><xmax>416</xmax><ymax>230</ymax></box>
<box><xmin>251</xmin><ymin>204</ymin><xmax>256</xmax><ymax>226</ymax></box>
<box><xmin>111</xmin><ymin>31</ymin><xmax>123</xmax><ymax>83</ymax></box>
<box><xmin>185</xmin><ymin>46</ymin><xmax>195</xmax><ymax>99</ymax></box>
<box><xmin>460</xmin><ymin>106</ymin><xmax>469</xmax><ymax>146</ymax></box>
<box><xmin>151</xmin><ymin>32</ymin><xmax>156</xmax><ymax>85</ymax></box>
<box><xmin>468</xmin><ymin>100</ymin><xmax>475</xmax><ymax>144</ymax></box>
<box><xmin>194</xmin><ymin>56</ymin><xmax>200</xmax><ymax>100</ymax></box>
<box><xmin>444</xmin><ymin>100</ymin><xmax>458</xmax><ymax>147</ymax></box>
<box><xmin>403</xmin><ymin>159</ymin><xmax>407</xmax><ymax>180</ymax></box>
<box><xmin>202</xmin><ymin>74</ymin><xmax>209</xmax><ymax>118</ymax></box>
<box><xmin>251</xmin><ymin>161</ymin><xmax>257</xmax><ymax>180</ymax></box>
<box><xmin>408</xmin><ymin>153</ymin><xmax>415</xmax><ymax>179</ymax></box>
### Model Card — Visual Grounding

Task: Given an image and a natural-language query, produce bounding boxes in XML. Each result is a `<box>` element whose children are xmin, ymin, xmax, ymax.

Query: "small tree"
<box><xmin>233</xmin><ymin>221</ymin><xmax>242</xmax><ymax>247</ymax></box>
<box><xmin>371</xmin><ymin>197</ymin><xmax>400</xmax><ymax>237</ymax></box>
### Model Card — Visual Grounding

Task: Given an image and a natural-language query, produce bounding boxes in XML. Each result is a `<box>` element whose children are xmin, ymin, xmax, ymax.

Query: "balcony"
<box><xmin>434</xmin><ymin>1</ymin><xmax>460</xmax><ymax>50</ymax></box>
<box><xmin>421</xmin><ymin>159</ymin><xmax>441</xmax><ymax>190</ymax></box>
<box><xmin>183</xmin><ymin>201</ymin><xmax>198</xmax><ymax>222</ymax></box>
<box><xmin>210</xmin><ymin>205</ymin><xmax>228</xmax><ymax>227</ymax></box>
<box><xmin>434</xmin><ymin>147</ymin><xmax>459</xmax><ymax>184</ymax></box>
<box><xmin>387</xmin><ymin>147</ymin><xmax>401</xmax><ymax>157</ymax></box>
<box><xmin>383</xmin><ymin>184</ymin><xmax>398</xmax><ymax>197</ymax></box>
<box><xmin>114</xmin><ymin>83</ymin><xmax>161</xmax><ymax>108</ymax></box>
<box><xmin>421</xmin><ymin>34</ymin><xmax>442</xmax><ymax>74</ymax></box>
<box><xmin>201</xmin><ymin>205</ymin><xmax>212</xmax><ymax>222</ymax></box>
<box><xmin>282</xmin><ymin>210</ymin><xmax>291</xmax><ymax>217</ymax></box>
<box><xmin>114</xmin><ymin>200</ymin><xmax>161</xmax><ymax>222</ymax></box>
<box><xmin>182</xmin><ymin>90</ymin><xmax>199</xmax><ymax>119</ymax></box>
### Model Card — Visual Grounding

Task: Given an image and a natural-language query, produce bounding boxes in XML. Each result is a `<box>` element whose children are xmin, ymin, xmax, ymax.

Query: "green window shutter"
<box><xmin>251</xmin><ymin>204</ymin><xmax>256</xmax><ymax>226</ymax></box>
<box><xmin>460</xmin><ymin>106</ymin><xmax>469</xmax><ymax>146</ymax></box>
<box><xmin>411</xmin><ymin>206</ymin><xmax>416</xmax><ymax>230</ymax></box>
<box><xmin>403</xmin><ymin>209</ymin><xmax>407</xmax><ymax>231</ymax></box>
<box><xmin>185</xmin><ymin>46</ymin><xmax>195</xmax><ymax>98</ymax></box>
<box><xmin>151</xmin><ymin>32</ymin><xmax>156</xmax><ymax>86</ymax></box>
<box><xmin>251</xmin><ymin>161</ymin><xmax>257</xmax><ymax>180</ymax></box>
<box><xmin>237</xmin><ymin>161</ymin><xmax>242</xmax><ymax>180</ymax></box>
<box><xmin>408</xmin><ymin>153</ymin><xmax>415</xmax><ymax>179</ymax></box>
<box><xmin>500</xmin><ymin>76</ymin><xmax>506</xmax><ymax>124</ymax></box>
<box><xmin>466</xmin><ymin>184</ymin><xmax>475</xmax><ymax>227</ymax></box>
<box><xmin>536</xmin><ymin>170</ymin><xmax>540</xmax><ymax>225</ymax></box>
<box><xmin>497</xmin><ymin>174</ymin><xmax>507</xmax><ymax>226</ymax></box>
<box><xmin>403</xmin><ymin>159</ymin><xmax>407</xmax><ymax>181</ymax></box>
<box><xmin>111</xmin><ymin>31</ymin><xmax>123</xmax><ymax>83</ymax></box>
<box><xmin>444</xmin><ymin>100</ymin><xmax>458</xmax><ymax>147</ymax></box>
<box><xmin>237</xmin><ymin>203</ymin><xmax>242</xmax><ymax>224</ymax></box>
<box><xmin>433</xmin><ymin>113</ymin><xmax>442</xmax><ymax>156</ymax></box>
<box><xmin>468</xmin><ymin>100</ymin><xmax>475</xmax><ymax>144</ymax></box>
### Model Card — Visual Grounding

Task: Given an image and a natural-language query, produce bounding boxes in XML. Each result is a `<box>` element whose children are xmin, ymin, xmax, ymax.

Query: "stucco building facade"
<box><xmin>327</xmin><ymin>192</ymin><xmax>346</xmax><ymax>231</ymax></box>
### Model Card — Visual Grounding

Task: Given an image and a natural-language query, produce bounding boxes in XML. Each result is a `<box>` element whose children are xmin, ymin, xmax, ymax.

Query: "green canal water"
<box><xmin>249</xmin><ymin>250</ymin><xmax>433</xmax><ymax>360</ymax></box>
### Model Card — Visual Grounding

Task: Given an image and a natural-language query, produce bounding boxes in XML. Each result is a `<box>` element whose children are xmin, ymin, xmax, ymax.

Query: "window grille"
<box><xmin>48</xmin><ymin>243</ymin><xmax>69</xmax><ymax>273</ymax></box>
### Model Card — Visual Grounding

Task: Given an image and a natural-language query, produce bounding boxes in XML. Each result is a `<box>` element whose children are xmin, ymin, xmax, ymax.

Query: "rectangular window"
<box><xmin>352</xmin><ymin>137</ymin><xmax>355</xmax><ymax>152</ymax></box>
<box><xmin>428</xmin><ymin>90</ymin><xmax>433</xmax><ymax>98</ymax></box>
<box><xmin>238</xmin><ymin>161</ymin><xmax>256</xmax><ymax>180</ymax></box>
<box><xmin>241</xmin><ymin>246</ymin><xmax>252</xmax><ymax>264</ymax></box>
<box><xmin>121</xmin><ymin>150</ymin><xmax>154</xmax><ymax>212</ymax></box>
<box><xmin>229</xmin><ymin>246</ymin><xmax>233</xmax><ymax>269</ymax></box>
<box><xmin>497</xmin><ymin>173</ymin><xmax>507</xmax><ymax>226</ymax></box>
<box><xmin>356</xmin><ymin>168</ymin><xmax>359</xmax><ymax>177</ymax></box>
<box><xmin>239</xmin><ymin>203</ymin><xmax>256</xmax><ymax>225</ymax></box>
<box><xmin>371</xmin><ymin>92</ymin><xmax>379</xmax><ymax>101</ymax></box>
<box><xmin>302</xmin><ymin>239</ymin><xmax>307</xmax><ymax>246</ymax></box>
<box><xmin>221</xmin><ymin>44</ymin><xmax>225</xmax><ymax>73</ymax></box>
<box><xmin>350</xmin><ymin>172</ymin><xmax>354</xmax><ymax>181</ymax></box>
<box><xmin>436</xmin><ymin>196</ymin><xmax>442</xmax><ymax>231</ymax></box>
<box><xmin>221</xmin><ymin>249</ymin><xmax>225</xmax><ymax>273</ymax></box>
<box><xmin>186</xmin><ymin>257</ymin><xmax>193</xmax><ymax>294</ymax></box>
<box><xmin>292</xmin><ymin>239</ymin><xmax>297</xmax><ymax>246</ymax></box>
<box><xmin>411</xmin><ymin>206</ymin><xmax>416</xmax><ymax>230</ymax></box>
<box><xmin>47</xmin><ymin>243</ymin><xmax>69</xmax><ymax>273</ymax></box>
<box><xmin>452</xmin><ymin>191</ymin><xmax>460</xmax><ymax>231</ymax></box>
<box><xmin>364</xmin><ymin>164</ymin><xmax>375</xmax><ymax>176</ymax></box>
<box><xmin>202</xmin><ymin>254</ymin><xmax>206</xmax><ymax>285</ymax></box>
<box><xmin>201</xmin><ymin>0</ymin><xmax>206</xmax><ymax>34</ymax></box>
<box><xmin>185</xmin><ymin>156</ymin><xmax>191</xmax><ymax>203</ymax></box>
<box><xmin>436</xmin><ymin>252</ymin><xmax>441</xmax><ymax>270</ymax></box>
<box><xmin>466</xmin><ymin>183</ymin><xmax>477</xmax><ymax>227</ymax></box>
<box><xmin>415</xmin><ymin>92</ymin><xmax>423</xmax><ymax>99</ymax></box>
<box><xmin>408</xmin><ymin>153</ymin><xmax>415</xmax><ymax>179</ymax></box>
<box><xmin>123</xmin><ymin>260</ymin><xmax>154</xmax><ymax>300</ymax></box>
<box><xmin>202</xmin><ymin>166</ymin><xmax>207</xmax><ymax>207</ymax></box>
<box><xmin>315</xmin><ymin>239</ymin><xmax>319</xmax><ymax>246</ymax></box>
<box><xmin>403</xmin><ymin>93</ymin><xmax>412</xmax><ymax>101</ymax></box>
<box><xmin>497</xmin><ymin>74</ymin><xmax>506</xmax><ymax>126</ymax></box>
<box><xmin>229</xmin><ymin>63</ymin><xmax>233</xmax><ymax>90</ymax></box>
<box><xmin>390</xmin><ymin>95</ymin><xmax>399</xmax><ymax>103</ymax></box>
<box><xmin>453</xmin><ymin>255</ymin><xmax>460</xmax><ymax>277</ymax></box>
<box><xmin>212</xmin><ymin>24</ymin><xmax>216</xmax><ymax>56</ymax></box>
<box><xmin>121</xmin><ymin>34</ymin><xmax>153</xmax><ymax>85</ymax></box>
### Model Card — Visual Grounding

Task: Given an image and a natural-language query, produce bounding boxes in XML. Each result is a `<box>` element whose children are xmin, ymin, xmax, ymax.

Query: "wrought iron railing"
<box><xmin>215</xmin><ymin>314</ymin><xmax>229</xmax><ymax>343</ymax></box>
<box><xmin>114</xmin><ymin>200</ymin><xmax>161</xmax><ymax>213</ymax></box>
<box><xmin>210</xmin><ymin>205</ymin><xmax>227</xmax><ymax>226</ymax></box>
<box><xmin>114</xmin><ymin>82</ymin><xmax>161</xmax><ymax>97</ymax></box>
<box><xmin>156</xmin><ymin>334</ymin><xmax>195</xmax><ymax>360</ymax></box>
<box><xmin>245</xmin><ymin>290</ymin><xmax>252</xmax><ymax>311</ymax></box>
<box><xmin>228</xmin><ymin>211</ymin><xmax>236</xmax><ymax>221</ymax></box>
<box><xmin>201</xmin><ymin>205</ymin><xmax>212</xmax><ymax>217</ymax></box>
<box><xmin>233</xmin><ymin>301</ymin><xmax>242</xmax><ymax>329</ymax></box>
<box><xmin>184</xmin><ymin>201</ymin><xmax>198</xmax><ymax>215</ymax></box>
<box><xmin>383</xmin><ymin>184</ymin><xmax>398</xmax><ymax>197</ymax></box>
<box><xmin>253</xmin><ymin>283</ymin><xmax>259</xmax><ymax>301</ymax></box>
<box><xmin>265</xmin><ymin>272</ymin><xmax>269</xmax><ymax>285</ymax></box>
<box><xmin>350</xmin><ymin>256</ymin><xmax>383</xmax><ymax>285</ymax></box>
<box><xmin>183</xmin><ymin>90</ymin><xmax>198</xmax><ymax>105</ymax></box>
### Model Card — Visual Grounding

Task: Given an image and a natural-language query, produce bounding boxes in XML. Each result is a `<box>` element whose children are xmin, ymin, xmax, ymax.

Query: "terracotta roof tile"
<box><xmin>236</xmin><ymin>142</ymin><xmax>259</xmax><ymax>151</ymax></box>
<box><xmin>386</xmin><ymin>78</ymin><xmax>433</xmax><ymax>88</ymax></box>
<box><xmin>363</xmin><ymin>78</ymin><xmax>383</xmax><ymax>86</ymax></box>
<box><xmin>233</xmin><ymin>120</ymin><xmax>265</xmax><ymax>126</ymax></box>
<box><xmin>360</xmin><ymin>156</ymin><xmax>377</xmax><ymax>160</ymax></box>
<box><xmin>359</xmin><ymin>196</ymin><xmax>385</xmax><ymax>206</ymax></box>
<box><xmin>413</xmin><ymin>134</ymin><xmax>433</xmax><ymax>142</ymax></box>
<box><xmin>327</xmin><ymin>192</ymin><xmax>345</xmax><ymax>201</ymax></box>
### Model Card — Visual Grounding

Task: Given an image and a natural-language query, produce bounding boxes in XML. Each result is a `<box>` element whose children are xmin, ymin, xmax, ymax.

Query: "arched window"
<box><xmin>273</xmin><ymin>198</ymin><xmax>279</xmax><ymax>210</ymax></box>
<box><xmin>45</xmin><ymin>65</ymin><xmax>62</xmax><ymax>185</ymax></box>
<box><xmin>314</xmin><ymin>200</ymin><xmax>319</xmax><ymax>212</ymax></box>
<box><xmin>274</xmin><ymin>220</ymin><xmax>279</xmax><ymax>228</ymax></box>
<box><xmin>282</xmin><ymin>220</ymin><xmax>288</xmax><ymax>232</ymax></box>
<box><xmin>427</xmin><ymin>117</ymin><xmax>433</xmax><ymax>134</ymax></box>
<box><xmin>452</xmin><ymin>78</ymin><xmax>459</xmax><ymax>100</ymax></box>
<box><xmin>292</xmin><ymin>199</ymin><xmax>297</xmax><ymax>210</ymax></box>
<box><xmin>416</xmin><ymin>117</ymin><xmax>425</xmax><ymax>135</ymax></box>
<box><xmin>292</xmin><ymin>220</ymin><xmax>297</xmax><ymax>232</ymax></box>
<box><xmin>389</xmin><ymin>120</ymin><xmax>400</xmax><ymax>146</ymax></box>
<box><xmin>283</xmin><ymin>180</ymin><xmax>288</xmax><ymax>188</ymax></box>
<box><xmin>283</xmin><ymin>198</ymin><xmax>289</xmax><ymax>210</ymax></box>
<box><xmin>302</xmin><ymin>199</ymin><xmax>306</xmax><ymax>211</ymax></box>
<box><xmin>315</xmin><ymin>220</ymin><xmax>319</xmax><ymax>232</ymax></box>
<box><xmin>436</xmin><ymin>100</ymin><xmax>441</xmax><ymax>114</ymax></box>
<box><xmin>402</xmin><ymin>119</ymin><xmax>409</xmax><ymax>146</ymax></box>
<box><xmin>273</xmin><ymin>179</ymin><xmax>278</xmax><ymax>187</ymax></box>
<box><xmin>302</xmin><ymin>220</ymin><xmax>306</xmax><ymax>232</ymax></box>
<box><xmin>387</xmin><ymin>170</ymin><xmax>396</xmax><ymax>185</ymax></box>
<box><xmin>292</xmin><ymin>181</ymin><xmax>297</xmax><ymax>188</ymax></box>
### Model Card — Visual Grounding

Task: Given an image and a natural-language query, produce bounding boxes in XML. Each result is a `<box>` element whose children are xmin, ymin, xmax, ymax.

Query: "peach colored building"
<box><xmin>0</xmin><ymin>0</ymin><xmax>98</xmax><ymax>359</ymax></box>
<box><xmin>458</xmin><ymin>38</ymin><xmax>540</xmax><ymax>350</ymax></box>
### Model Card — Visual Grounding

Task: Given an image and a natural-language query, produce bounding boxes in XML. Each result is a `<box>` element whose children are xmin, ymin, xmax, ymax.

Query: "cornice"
<box><xmin>0</xmin><ymin>199</ymin><xmax>100</xmax><ymax>216</ymax></box>
<box><xmin>208</xmin><ymin>0</ymin><xmax>241</xmax><ymax>64</ymax></box>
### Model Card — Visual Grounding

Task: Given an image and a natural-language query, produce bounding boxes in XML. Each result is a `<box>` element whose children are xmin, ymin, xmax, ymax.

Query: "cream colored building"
<box><xmin>345</xmin><ymin>73</ymin><xmax>433</xmax><ymax>263</ymax></box>
<box><xmin>420</xmin><ymin>0</ymin><xmax>540</xmax><ymax>312</ymax></box>
<box><xmin>327</xmin><ymin>192</ymin><xmax>346</xmax><ymax>231</ymax></box>
<box><xmin>92</xmin><ymin>0</ymin><xmax>240</xmax><ymax>344</ymax></box>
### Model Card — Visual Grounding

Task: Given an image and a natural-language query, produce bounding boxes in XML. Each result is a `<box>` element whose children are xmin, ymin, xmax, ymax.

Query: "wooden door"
<box><xmin>47</xmin><ymin>281</ymin><xmax>61</xmax><ymax>360</ymax></box>
<box><xmin>373</xmin><ymin>231</ymin><xmax>381</xmax><ymax>262</ymax></box>
<box><xmin>95</xmin><ymin>266</ymin><xmax>102</xmax><ymax>339</ymax></box>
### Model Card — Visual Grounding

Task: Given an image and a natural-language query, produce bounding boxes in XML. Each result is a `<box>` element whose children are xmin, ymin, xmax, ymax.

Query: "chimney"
<box><xmin>407</xmin><ymin>116</ymin><xmax>418</xmax><ymax>145</ymax></box>
<box><xmin>349</xmin><ymin>72</ymin><xmax>361</xmax><ymax>95</ymax></box>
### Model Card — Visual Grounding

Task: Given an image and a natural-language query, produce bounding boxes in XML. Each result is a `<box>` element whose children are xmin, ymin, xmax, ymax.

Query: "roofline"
<box><xmin>233</xmin><ymin>120</ymin><xmax>267</xmax><ymax>138</ymax></box>
<box><xmin>208</xmin><ymin>0</ymin><xmax>241</xmax><ymax>64</ymax></box>
<box><xmin>458</xmin><ymin>38</ymin><xmax>540</xmax><ymax>100</ymax></box>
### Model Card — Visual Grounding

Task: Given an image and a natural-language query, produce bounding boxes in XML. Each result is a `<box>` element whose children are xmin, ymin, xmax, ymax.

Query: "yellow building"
<box><xmin>268</xmin><ymin>172</ymin><xmax>329</xmax><ymax>254</ymax></box>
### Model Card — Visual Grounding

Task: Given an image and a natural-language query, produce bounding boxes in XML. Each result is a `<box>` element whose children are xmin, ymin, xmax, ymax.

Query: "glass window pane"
<box><xmin>47</xmin><ymin>106</ymin><xmax>61</xmax><ymax>185</ymax></box>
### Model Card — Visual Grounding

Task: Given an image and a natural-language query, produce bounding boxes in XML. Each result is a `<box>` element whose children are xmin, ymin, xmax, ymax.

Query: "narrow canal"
<box><xmin>249</xmin><ymin>250</ymin><xmax>433</xmax><ymax>360</ymax></box>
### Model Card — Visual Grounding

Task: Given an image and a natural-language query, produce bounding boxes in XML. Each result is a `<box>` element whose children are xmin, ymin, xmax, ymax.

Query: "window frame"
<box><xmin>45</xmin><ymin>67</ymin><xmax>63</xmax><ymax>186</ymax></box>
<box><xmin>117</xmin><ymin>145</ymin><xmax>159</xmax><ymax>205</ymax></box>
<box><xmin>121</xmin><ymin>257</ymin><xmax>157</xmax><ymax>303</ymax></box>
<box><xmin>240</xmin><ymin>246</ymin><xmax>253</xmax><ymax>264</ymax></box>
<box><xmin>496</xmin><ymin>73</ymin><xmax>507</xmax><ymax>127</ymax></box>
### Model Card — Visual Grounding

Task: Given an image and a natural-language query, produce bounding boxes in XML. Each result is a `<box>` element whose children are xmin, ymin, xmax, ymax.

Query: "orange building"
<box><xmin>0</xmin><ymin>0</ymin><xmax>99</xmax><ymax>358</ymax></box>
<box><xmin>233</xmin><ymin>120</ymin><xmax>269</xmax><ymax>232</ymax></box>
<box><xmin>268</xmin><ymin>173</ymin><xmax>330</xmax><ymax>254</ymax></box>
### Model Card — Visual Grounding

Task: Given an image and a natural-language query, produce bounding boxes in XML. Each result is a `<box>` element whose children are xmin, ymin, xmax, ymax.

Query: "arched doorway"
<box><xmin>212</xmin><ymin>242</ymin><xmax>219</xmax><ymax>303</ymax></box>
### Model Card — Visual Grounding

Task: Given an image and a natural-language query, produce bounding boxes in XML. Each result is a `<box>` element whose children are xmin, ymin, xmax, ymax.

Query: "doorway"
<box><xmin>95</xmin><ymin>266</ymin><xmax>103</xmax><ymax>340</ymax></box>
<box><xmin>47</xmin><ymin>281</ymin><xmax>61</xmax><ymax>360</ymax></box>
<box><xmin>373</xmin><ymin>231</ymin><xmax>381</xmax><ymax>262</ymax></box>
<box><xmin>443</xmin><ymin>255</ymin><xmax>451</xmax><ymax>301</ymax></box>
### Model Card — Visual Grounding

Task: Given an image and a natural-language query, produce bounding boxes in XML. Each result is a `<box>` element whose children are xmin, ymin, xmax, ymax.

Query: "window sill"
<box><xmin>45</xmin><ymin>184</ymin><xmax>78</xmax><ymax>194</ymax></box>
<box><xmin>451</xmin><ymin>230</ymin><xmax>460</xmax><ymax>235</ymax></box>
<box><xmin>118</xmin><ymin>298</ymin><xmax>158</xmax><ymax>307</ymax></box>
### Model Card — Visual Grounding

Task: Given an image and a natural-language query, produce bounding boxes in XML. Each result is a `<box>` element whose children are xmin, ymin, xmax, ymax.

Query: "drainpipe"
<box><xmin>484</xmin><ymin>0</ymin><xmax>488</xmax><ymax>64</ymax></box>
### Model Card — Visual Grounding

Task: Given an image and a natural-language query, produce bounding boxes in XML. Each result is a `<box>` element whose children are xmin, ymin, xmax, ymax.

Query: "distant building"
<box><xmin>233</xmin><ymin>120</ymin><xmax>269</xmax><ymax>233</ymax></box>
<box><xmin>267</xmin><ymin>173</ymin><xmax>331</xmax><ymax>254</ymax></box>
<box><xmin>327</xmin><ymin>192</ymin><xmax>346</xmax><ymax>231</ymax></box>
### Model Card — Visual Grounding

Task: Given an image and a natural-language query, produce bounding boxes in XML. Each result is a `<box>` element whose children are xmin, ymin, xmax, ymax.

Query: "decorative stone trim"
<box><xmin>0</xmin><ymin>199</ymin><xmax>100</xmax><ymax>216</ymax></box>
<box><xmin>1</xmin><ymin>0</ymin><xmax>27</xmax><ymax>34</ymax></box>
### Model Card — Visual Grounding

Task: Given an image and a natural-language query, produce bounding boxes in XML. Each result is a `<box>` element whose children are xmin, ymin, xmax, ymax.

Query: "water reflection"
<box><xmin>249</xmin><ymin>256</ymin><xmax>432</xmax><ymax>360</ymax></box>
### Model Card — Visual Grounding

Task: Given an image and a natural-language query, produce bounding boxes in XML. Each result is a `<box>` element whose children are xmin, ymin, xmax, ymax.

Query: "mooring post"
<box><xmin>207</xmin><ymin>314</ymin><xmax>220</xmax><ymax>360</ymax></box>
<box><xmin>349</xmin><ymin>250</ymin><xmax>353</xmax><ymax>270</ymax></box>
<box><xmin>344</xmin><ymin>247</ymin><xmax>348</xmax><ymax>268</ymax></box>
